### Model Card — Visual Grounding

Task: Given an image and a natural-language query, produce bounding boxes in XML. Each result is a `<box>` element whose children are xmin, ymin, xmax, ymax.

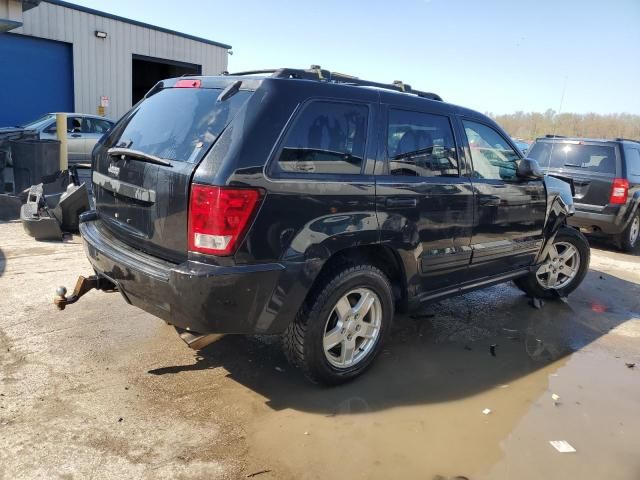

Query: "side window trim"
<box><xmin>267</xmin><ymin>97</ymin><xmax>373</xmax><ymax>180</ymax></box>
<box><xmin>382</xmin><ymin>105</ymin><xmax>461</xmax><ymax>178</ymax></box>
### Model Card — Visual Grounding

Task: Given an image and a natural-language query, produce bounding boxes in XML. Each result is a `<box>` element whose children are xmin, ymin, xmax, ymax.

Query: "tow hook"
<box><xmin>54</xmin><ymin>275</ymin><xmax>117</xmax><ymax>310</ymax></box>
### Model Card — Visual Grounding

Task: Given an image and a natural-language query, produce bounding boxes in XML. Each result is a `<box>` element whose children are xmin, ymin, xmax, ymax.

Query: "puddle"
<box><xmin>234</xmin><ymin>275</ymin><xmax>639</xmax><ymax>479</ymax></box>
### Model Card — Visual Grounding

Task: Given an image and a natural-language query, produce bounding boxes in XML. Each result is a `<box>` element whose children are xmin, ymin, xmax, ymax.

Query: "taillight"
<box><xmin>188</xmin><ymin>185</ymin><xmax>261</xmax><ymax>256</ymax></box>
<box><xmin>175</xmin><ymin>79</ymin><xmax>201</xmax><ymax>88</ymax></box>
<box><xmin>609</xmin><ymin>178</ymin><xmax>629</xmax><ymax>205</ymax></box>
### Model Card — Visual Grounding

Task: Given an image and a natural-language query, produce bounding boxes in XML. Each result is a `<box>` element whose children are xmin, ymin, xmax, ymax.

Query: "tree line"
<box><xmin>489</xmin><ymin>110</ymin><xmax>640</xmax><ymax>141</ymax></box>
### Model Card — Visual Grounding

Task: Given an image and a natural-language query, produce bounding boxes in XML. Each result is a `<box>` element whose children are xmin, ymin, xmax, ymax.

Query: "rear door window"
<box><xmin>82</xmin><ymin>118</ymin><xmax>112</xmax><ymax>135</ymax></box>
<box><xmin>528</xmin><ymin>142</ymin><xmax>617</xmax><ymax>174</ymax></box>
<box><xmin>105</xmin><ymin>87</ymin><xmax>253</xmax><ymax>164</ymax></box>
<box><xmin>387</xmin><ymin>109</ymin><xmax>458</xmax><ymax>177</ymax></box>
<box><xmin>274</xmin><ymin>101</ymin><xmax>368</xmax><ymax>175</ymax></box>
<box><xmin>624</xmin><ymin>146</ymin><xmax>640</xmax><ymax>181</ymax></box>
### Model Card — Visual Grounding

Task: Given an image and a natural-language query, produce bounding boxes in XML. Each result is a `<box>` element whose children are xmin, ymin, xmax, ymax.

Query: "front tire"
<box><xmin>283</xmin><ymin>264</ymin><xmax>394</xmax><ymax>385</ymax></box>
<box><xmin>514</xmin><ymin>226</ymin><xmax>590</xmax><ymax>299</ymax></box>
<box><xmin>618</xmin><ymin>212</ymin><xmax>640</xmax><ymax>252</ymax></box>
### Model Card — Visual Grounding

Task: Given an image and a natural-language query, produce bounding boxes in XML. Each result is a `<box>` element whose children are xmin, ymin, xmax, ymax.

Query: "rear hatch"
<box><xmin>92</xmin><ymin>78</ymin><xmax>254</xmax><ymax>263</ymax></box>
<box><xmin>528</xmin><ymin>140</ymin><xmax>619</xmax><ymax>210</ymax></box>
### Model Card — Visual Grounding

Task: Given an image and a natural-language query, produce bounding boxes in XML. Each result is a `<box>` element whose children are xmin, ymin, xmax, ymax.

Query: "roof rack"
<box><xmin>615</xmin><ymin>137</ymin><xmax>640</xmax><ymax>144</ymax></box>
<box><xmin>223</xmin><ymin>66</ymin><xmax>443</xmax><ymax>101</ymax></box>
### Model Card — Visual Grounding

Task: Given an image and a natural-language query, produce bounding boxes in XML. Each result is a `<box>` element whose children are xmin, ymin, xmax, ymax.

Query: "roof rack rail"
<box><xmin>545</xmin><ymin>134</ymin><xmax>566</xmax><ymax>138</ymax></box>
<box><xmin>223</xmin><ymin>66</ymin><xmax>443</xmax><ymax>101</ymax></box>
<box><xmin>615</xmin><ymin>137</ymin><xmax>640</xmax><ymax>143</ymax></box>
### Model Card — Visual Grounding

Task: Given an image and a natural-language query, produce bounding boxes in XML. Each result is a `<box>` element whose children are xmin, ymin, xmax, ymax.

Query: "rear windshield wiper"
<box><xmin>563</xmin><ymin>162</ymin><xmax>583</xmax><ymax>168</ymax></box>
<box><xmin>107</xmin><ymin>147</ymin><xmax>173</xmax><ymax>167</ymax></box>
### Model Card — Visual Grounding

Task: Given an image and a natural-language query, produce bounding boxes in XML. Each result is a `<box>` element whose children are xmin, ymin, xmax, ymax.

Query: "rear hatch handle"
<box><xmin>107</xmin><ymin>147</ymin><xmax>173</xmax><ymax>167</ymax></box>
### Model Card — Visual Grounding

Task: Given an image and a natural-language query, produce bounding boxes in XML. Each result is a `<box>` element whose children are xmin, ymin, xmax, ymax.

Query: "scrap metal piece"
<box><xmin>20</xmin><ymin>183</ymin><xmax>63</xmax><ymax>240</ymax></box>
<box><xmin>174</xmin><ymin>327</ymin><xmax>223</xmax><ymax>350</ymax></box>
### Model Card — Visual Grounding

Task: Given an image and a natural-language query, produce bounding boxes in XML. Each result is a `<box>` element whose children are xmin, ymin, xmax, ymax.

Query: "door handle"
<box><xmin>70</xmin><ymin>133</ymin><xmax>82</xmax><ymax>138</ymax></box>
<box><xmin>385</xmin><ymin>197</ymin><xmax>418</xmax><ymax>208</ymax></box>
<box><xmin>478</xmin><ymin>196</ymin><xmax>500</xmax><ymax>207</ymax></box>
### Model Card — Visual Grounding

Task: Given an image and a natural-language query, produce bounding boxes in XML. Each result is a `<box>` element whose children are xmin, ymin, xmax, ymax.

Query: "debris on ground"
<box><xmin>482</xmin><ymin>408</ymin><xmax>492</xmax><ymax>415</ymax></box>
<box><xmin>274</xmin><ymin>366</ymin><xmax>285</xmax><ymax>373</ymax></box>
<box><xmin>20</xmin><ymin>168</ymin><xmax>90</xmax><ymax>241</ymax></box>
<box><xmin>558</xmin><ymin>296</ymin><xmax>569</xmax><ymax>304</ymax></box>
<box><xmin>625</xmin><ymin>363</ymin><xmax>635</xmax><ymax>369</ymax></box>
<box><xmin>246</xmin><ymin>469</ymin><xmax>272</xmax><ymax>478</ymax></box>
<box><xmin>549</xmin><ymin>440</ymin><xmax>576</xmax><ymax>453</ymax></box>
<box><xmin>304</xmin><ymin>431</ymin><xmax>309</xmax><ymax>435</ymax></box>
<box><xmin>490</xmin><ymin>344</ymin><xmax>497</xmax><ymax>357</ymax></box>
<box><xmin>552</xmin><ymin>393</ymin><xmax>561</xmax><ymax>405</ymax></box>
<box><xmin>529</xmin><ymin>297</ymin><xmax>544</xmax><ymax>309</ymax></box>
<box><xmin>498</xmin><ymin>384</ymin><xmax>509</xmax><ymax>389</ymax></box>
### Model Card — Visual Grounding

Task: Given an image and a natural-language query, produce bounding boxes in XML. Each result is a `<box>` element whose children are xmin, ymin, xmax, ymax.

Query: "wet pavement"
<box><xmin>0</xmin><ymin>220</ymin><xmax>639</xmax><ymax>479</ymax></box>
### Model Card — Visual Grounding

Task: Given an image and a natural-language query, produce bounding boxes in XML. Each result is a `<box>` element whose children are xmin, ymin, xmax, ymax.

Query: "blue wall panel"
<box><xmin>0</xmin><ymin>33</ymin><xmax>74</xmax><ymax>127</ymax></box>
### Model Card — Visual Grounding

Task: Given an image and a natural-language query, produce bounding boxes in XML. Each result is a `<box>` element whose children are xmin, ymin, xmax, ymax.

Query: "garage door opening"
<box><xmin>132</xmin><ymin>54</ymin><xmax>202</xmax><ymax>105</ymax></box>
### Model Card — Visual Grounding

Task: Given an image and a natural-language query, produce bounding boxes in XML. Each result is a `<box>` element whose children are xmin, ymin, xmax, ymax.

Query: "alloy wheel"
<box><xmin>323</xmin><ymin>288</ymin><xmax>382</xmax><ymax>369</ymax></box>
<box><xmin>629</xmin><ymin>216</ymin><xmax>640</xmax><ymax>246</ymax></box>
<box><xmin>535</xmin><ymin>241</ymin><xmax>580</xmax><ymax>290</ymax></box>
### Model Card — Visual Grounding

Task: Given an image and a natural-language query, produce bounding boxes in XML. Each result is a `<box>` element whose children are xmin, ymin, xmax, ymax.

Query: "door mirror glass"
<box><xmin>516</xmin><ymin>158</ymin><xmax>544</xmax><ymax>180</ymax></box>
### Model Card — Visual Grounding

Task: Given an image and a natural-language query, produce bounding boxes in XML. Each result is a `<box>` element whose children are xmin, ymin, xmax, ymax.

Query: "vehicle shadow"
<box><xmin>148</xmin><ymin>267</ymin><xmax>637</xmax><ymax>414</ymax></box>
<box><xmin>585</xmin><ymin>235</ymin><xmax>640</xmax><ymax>257</ymax></box>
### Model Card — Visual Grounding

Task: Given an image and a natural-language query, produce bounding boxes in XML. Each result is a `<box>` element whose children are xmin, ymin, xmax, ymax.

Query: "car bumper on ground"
<box><xmin>80</xmin><ymin>219</ymin><xmax>287</xmax><ymax>334</ymax></box>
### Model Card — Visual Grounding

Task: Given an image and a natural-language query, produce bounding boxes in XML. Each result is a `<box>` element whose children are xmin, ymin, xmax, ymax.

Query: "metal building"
<box><xmin>0</xmin><ymin>0</ymin><xmax>231</xmax><ymax>126</ymax></box>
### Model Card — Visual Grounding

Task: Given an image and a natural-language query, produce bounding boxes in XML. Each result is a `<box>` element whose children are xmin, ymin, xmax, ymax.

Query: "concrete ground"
<box><xmin>0</xmin><ymin>219</ymin><xmax>639</xmax><ymax>480</ymax></box>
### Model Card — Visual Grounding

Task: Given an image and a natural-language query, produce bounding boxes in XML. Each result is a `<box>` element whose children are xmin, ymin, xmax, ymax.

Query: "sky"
<box><xmin>75</xmin><ymin>0</ymin><xmax>640</xmax><ymax>115</ymax></box>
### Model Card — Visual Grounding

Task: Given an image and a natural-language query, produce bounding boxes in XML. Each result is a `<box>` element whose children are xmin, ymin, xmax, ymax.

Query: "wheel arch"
<box><xmin>306</xmin><ymin>244</ymin><xmax>408</xmax><ymax>309</ymax></box>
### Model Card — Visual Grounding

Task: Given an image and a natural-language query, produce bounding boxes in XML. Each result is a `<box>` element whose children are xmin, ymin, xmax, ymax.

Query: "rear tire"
<box><xmin>514</xmin><ymin>226</ymin><xmax>590</xmax><ymax>299</ymax></box>
<box><xmin>617</xmin><ymin>212</ymin><xmax>640</xmax><ymax>252</ymax></box>
<box><xmin>283</xmin><ymin>264</ymin><xmax>394</xmax><ymax>385</ymax></box>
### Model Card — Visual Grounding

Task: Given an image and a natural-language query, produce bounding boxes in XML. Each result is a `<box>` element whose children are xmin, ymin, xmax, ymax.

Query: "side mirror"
<box><xmin>516</xmin><ymin>158</ymin><xmax>544</xmax><ymax>180</ymax></box>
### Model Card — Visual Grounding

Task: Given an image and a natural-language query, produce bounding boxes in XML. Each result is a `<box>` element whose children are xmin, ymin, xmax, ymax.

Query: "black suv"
<box><xmin>528</xmin><ymin>136</ymin><xmax>640</xmax><ymax>251</ymax></box>
<box><xmin>57</xmin><ymin>67</ymin><xmax>590</xmax><ymax>384</ymax></box>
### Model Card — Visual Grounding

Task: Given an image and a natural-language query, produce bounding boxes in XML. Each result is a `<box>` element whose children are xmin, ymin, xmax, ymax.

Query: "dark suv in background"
<box><xmin>56</xmin><ymin>67</ymin><xmax>589</xmax><ymax>384</ymax></box>
<box><xmin>528</xmin><ymin>136</ymin><xmax>640</xmax><ymax>251</ymax></box>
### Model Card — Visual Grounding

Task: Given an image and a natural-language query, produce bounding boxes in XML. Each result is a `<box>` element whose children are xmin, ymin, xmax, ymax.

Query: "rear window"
<box><xmin>529</xmin><ymin>142</ymin><xmax>617</xmax><ymax>174</ymax></box>
<box><xmin>106</xmin><ymin>87</ymin><xmax>252</xmax><ymax>163</ymax></box>
<box><xmin>274</xmin><ymin>100</ymin><xmax>368</xmax><ymax>175</ymax></box>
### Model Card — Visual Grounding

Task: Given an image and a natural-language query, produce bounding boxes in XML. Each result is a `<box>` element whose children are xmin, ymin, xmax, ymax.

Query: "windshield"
<box><xmin>105</xmin><ymin>87</ymin><xmax>253</xmax><ymax>163</ymax></box>
<box><xmin>528</xmin><ymin>142</ymin><xmax>617</xmax><ymax>174</ymax></box>
<box><xmin>20</xmin><ymin>114</ymin><xmax>55</xmax><ymax>130</ymax></box>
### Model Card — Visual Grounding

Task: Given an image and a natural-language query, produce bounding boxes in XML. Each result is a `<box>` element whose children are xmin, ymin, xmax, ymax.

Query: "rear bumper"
<box><xmin>568</xmin><ymin>206</ymin><xmax>627</xmax><ymax>235</ymax></box>
<box><xmin>80</xmin><ymin>219</ymin><xmax>290</xmax><ymax>334</ymax></box>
